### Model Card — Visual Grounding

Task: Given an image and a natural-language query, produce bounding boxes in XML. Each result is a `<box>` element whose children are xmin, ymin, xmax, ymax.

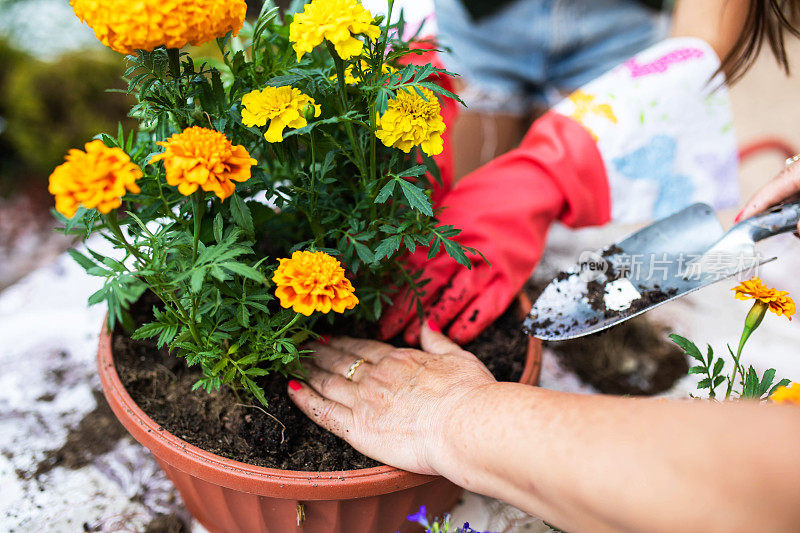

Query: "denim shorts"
<box><xmin>434</xmin><ymin>0</ymin><xmax>668</xmax><ymax>112</ymax></box>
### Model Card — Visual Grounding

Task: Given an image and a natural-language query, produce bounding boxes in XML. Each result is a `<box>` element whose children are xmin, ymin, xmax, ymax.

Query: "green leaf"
<box><xmin>669</xmin><ymin>334</ymin><xmax>703</xmax><ymax>362</ymax></box>
<box><xmin>211</xmin><ymin>358</ymin><xmax>228</xmax><ymax>375</ymax></box>
<box><xmin>374</xmin><ymin>235</ymin><xmax>402</xmax><ymax>261</ymax></box>
<box><xmin>759</xmin><ymin>368</ymin><xmax>777</xmax><ymax>396</ymax></box>
<box><xmin>769</xmin><ymin>379</ymin><xmax>792</xmax><ymax>396</ymax></box>
<box><xmin>741</xmin><ymin>366</ymin><xmax>761</xmax><ymax>398</ymax></box>
<box><xmin>67</xmin><ymin>249</ymin><xmax>98</xmax><ymax>272</ymax></box>
<box><xmin>397</xmin><ymin>179</ymin><xmax>433</xmax><ymax>216</ymax></box>
<box><xmin>396</xmin><ymin>165</ymin><xmax>427</xmax><ymax>178</ymax></box>
<box><xmin>243</xmin><ymin>376</ymin><xmax>268</xmax><ymax>407</ymax></box>
<box><xmin>375</xmin><ymin>179</ymin><xmax>395</xmax><ymax>204</ymax></box>
<box><xmin>213</xmin><ymin>213</ymin><xmax>223</xmax><ymax>243</ymax></box>
<box><xmin>712</xmin><ymin>357</ymin><xmax>725</xmax><ymax>378</ymax></box>
<box><xmin>688</xmin><ymin>366</ymin><xmax>706</xmax><ymax>375</ymax></box>
<box><xmin>190</xmin><ymin>268</ymin><xmax>206</xmax><ymax>293</ymax></box>
<box><xmin>441</xmin><ymin>237</ymin><xmax>471</xmax><ymax>269</ymax></box>
<box><xmin>230</xmin><ymin>194</ymin><xmax>254</xmax><ymax>236</ymax></box>
<box><xmin>222</xmin><ymin>262</ymin><xmax>267</xmax><ymax>284</ymax></box>
<box><xmin>351</xmin><ymin>239</ymin><xmax>375</xmax><ymax>263</ymax></box>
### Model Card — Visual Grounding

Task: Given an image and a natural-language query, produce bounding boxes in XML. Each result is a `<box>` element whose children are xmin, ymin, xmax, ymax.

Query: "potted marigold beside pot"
<box><xmin>53</xmin><ymin>1</ymin><xmax>542</xmax><ymax>531</ymax></box>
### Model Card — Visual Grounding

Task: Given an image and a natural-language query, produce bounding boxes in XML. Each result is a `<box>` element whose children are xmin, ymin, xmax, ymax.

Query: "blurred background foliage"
<box><xmin>0</xmin><ymin>0</ymin><xmax>134</xmax><ymax>196</ymax></box>
<box><xmin>0</xmin><ymin>0</ymin><xmax>292</xmax><ymax>197</ymax></box>
<box><xmin>0</xmin><ymin>44</ymin><xmax>133</xmax><ymax>195</ymax></box>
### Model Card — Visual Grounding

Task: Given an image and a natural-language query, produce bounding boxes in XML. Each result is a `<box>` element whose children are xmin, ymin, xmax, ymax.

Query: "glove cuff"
<box><xmin>518</xmin><ymin>111</ymin><xmax>611</xmax><ymax>228</ymax></box>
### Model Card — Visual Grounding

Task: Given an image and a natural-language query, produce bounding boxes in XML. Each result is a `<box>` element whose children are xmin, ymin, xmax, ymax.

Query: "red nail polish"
<box><xmin>288</xmin><ymin>380</ymin><xmax>302</xmax><ymax>391</ymax></box>
<box><xmin>318</xmin><ymin>335</ymin><xmax>330</xmax><ymax>344</ymax></box>
<box><xmin>427</xmin><ymin>319</ymin><xmax>441</xmax><ymax>333</ymax></box>
<box><xmin>734</xmin><ymin>210</ymin><xmax>743</xmax><ymax>223</ymax></box>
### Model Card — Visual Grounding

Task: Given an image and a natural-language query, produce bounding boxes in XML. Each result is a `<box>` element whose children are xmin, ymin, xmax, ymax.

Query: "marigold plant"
<box><xmin>671</xmin><ymin>277</ymin><xmax>795</xmax><ymax>401</ymax></box>
<box><xmin>54</xmin><ymin>1</ymin><xmax>469</xmax><ymax>406</ymax></box>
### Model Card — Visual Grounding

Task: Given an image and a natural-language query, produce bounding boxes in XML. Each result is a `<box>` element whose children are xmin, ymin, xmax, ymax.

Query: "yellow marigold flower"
<box><xmin>240</xmin><ymin>86</ymin><xmax>321</xmax><ymax>143</ymax></box>
<box><xmin>733</xmin><ymin>277</ymin><xmax>796</xmax><ymax>320</ymax></box>
<box><xmin>70</xmin><ymin>0</ymin><xmax>247</xmax><ymax>55</ymax></box>
<box><xmin>332</xmin><ymin>61</ymin><xmax>397</xmax><ymax>85</ymax></box>
<box><xmin>150</xmin><ymin>127</ymin><xmax>256</xmax><ymax>200</ymax></box>
<box><xmin>375</xmin><ymin>87</ymin><xmax>446</xmax><ymax>156</ymax></box>
<box><xmin>289</xmin><ymin>0</ymin><xmax>381</xmax><ymax>61</ymax></box>
<box><xmin>769</xmin><ymin>383</ymin><xmax>800</xmax><ymax>405</ymax></box>
<box><xmin>48</xmin><ymin>140</ymin><xmax>142</xmax><ymax>218</ymax></box>
<box><xmin>273</xmin><ymin>251</ymin><xmax>359</xmax><ymax>316</ymax></box>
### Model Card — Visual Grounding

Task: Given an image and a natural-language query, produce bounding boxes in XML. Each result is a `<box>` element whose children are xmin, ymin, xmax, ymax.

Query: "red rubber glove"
<box><xmin>379</xmin><ymin>111</ymin><xmax>611</xmax><ymax>345</ymax></box>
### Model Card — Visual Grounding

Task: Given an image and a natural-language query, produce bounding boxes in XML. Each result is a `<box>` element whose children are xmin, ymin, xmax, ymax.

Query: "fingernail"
<box><xmin>317</xmin><ymin>335</ymin><xmax>330</xmax><ymax>344</ymax></box>
<box><xmin>734</xmin><ymin>210</ymin><xmax>743</xmax><ymax>223</ymax></box>
<box><xmin>288</xmin><ymin>380</ymin><xmax>302</xmax><ymax>391</ymax></box>
<box><xmin>427</xmin><ymin>319</ymin><xmax>441</xmax><ymax>333</ymax></box>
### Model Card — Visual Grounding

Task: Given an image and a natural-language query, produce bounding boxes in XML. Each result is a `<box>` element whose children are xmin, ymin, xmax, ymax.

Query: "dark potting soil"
<box><xmin>522</xmin><ymin>279</ymin><xmax>688</xmax><ymax>396</ymax></box>
<box><xmin>113</xmin><ymin>294</ymin><xmax>528</xmax><ymax>471</ymax></box>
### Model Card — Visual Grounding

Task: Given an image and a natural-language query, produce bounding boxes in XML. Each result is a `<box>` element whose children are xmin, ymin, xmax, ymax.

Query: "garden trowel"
<box><xmin>524</xmin><ymin>200</ymin><xmax>800</xmax><ymax>340</ymax></box>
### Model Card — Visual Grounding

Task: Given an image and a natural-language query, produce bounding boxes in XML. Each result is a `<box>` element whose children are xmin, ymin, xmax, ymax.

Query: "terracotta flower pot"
<box><xmin>97</xmin><ymin>295</ymin><xmax>542</xmax><ymax>533</ymax></box>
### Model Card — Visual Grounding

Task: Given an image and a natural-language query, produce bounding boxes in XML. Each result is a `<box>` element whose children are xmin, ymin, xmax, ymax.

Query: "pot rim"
<box><xmin>97</xmin><ymin>294</ymin><xmax>541</xmax><ymax>499</ymax></box>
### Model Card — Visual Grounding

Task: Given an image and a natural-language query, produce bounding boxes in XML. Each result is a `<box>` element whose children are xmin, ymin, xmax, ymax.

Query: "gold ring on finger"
<box><xmin>344</xmin><ymin>358</ymin><xmax>366</xmax><ymax>381</ymax></box>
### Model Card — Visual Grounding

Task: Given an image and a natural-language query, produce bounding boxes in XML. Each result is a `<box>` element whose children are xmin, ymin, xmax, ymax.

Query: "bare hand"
<box><xmin>737</xmin><ymin>158</ymin><xmax>800</xmax><ymax>232</ymax></box>
<box><xmin>286</xmin><ymin>323</ymin><xmax>496</xmax><ymax>474</ymax></box>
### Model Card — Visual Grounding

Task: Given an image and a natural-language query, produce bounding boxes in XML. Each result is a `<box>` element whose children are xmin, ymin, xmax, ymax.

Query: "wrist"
<box><xmin>428</xmin><ymin>381</ymin><xmax>506</xmax><ymax>488</ymax></box>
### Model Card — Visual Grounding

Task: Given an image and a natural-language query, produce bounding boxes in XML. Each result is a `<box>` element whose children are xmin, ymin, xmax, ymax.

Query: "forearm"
<box><xmin>672</xmin><ymin>0</ymin><xmax>749</xmax><ymax>69</ymax></box>
<box><xmin>437</xmin><ymin>382</ymin><xmax>800</xmax><ymax>532</ymax></box>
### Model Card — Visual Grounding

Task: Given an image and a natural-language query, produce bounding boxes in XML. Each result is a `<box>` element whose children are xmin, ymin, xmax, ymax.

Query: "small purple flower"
<box><xmin>407</xmin><ymin>505</ymin><xmax>430</xmax><ymax>527</ymax></box>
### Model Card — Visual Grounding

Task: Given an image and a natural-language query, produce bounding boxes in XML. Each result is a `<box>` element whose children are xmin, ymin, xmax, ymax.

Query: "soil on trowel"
<box><xmin>114</xmin><ymin>293</ymin><xmax>528</xmax><ymax>471</ymax></box>
<box><xmin>524</xmin><ymin>279</ymin><xmax>688</xmax><ymax>396</ymax></box>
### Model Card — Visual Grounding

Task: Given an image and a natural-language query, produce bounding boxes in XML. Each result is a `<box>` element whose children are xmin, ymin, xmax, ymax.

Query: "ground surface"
<box><xmin>2</xmin><ymin>3</ymin><xmax>800</xmax><ymax>532</ymax></box>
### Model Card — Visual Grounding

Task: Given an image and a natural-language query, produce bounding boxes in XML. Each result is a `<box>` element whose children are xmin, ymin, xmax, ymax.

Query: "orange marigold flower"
<box><xmin>70</xmin><ymin>0</ymin><xmax>247</xmax><ymax>55</ymax></box>
<box><xmin>48</xmin><ymin>140</ymin><xmax>142</xmax><ymax>218</ymax></box>
<box><xmin>769</xmin><ymin>382</ymin><xmax>800</xmax><ymax>405</ymax></box>
<box><xmin>289</xmin><ymin>0</ymin><xmax>381</xmax><ymax>61</ymax></box>
<box><xmin>733</xmin><ymin>277</ymin><xmax>796</xmax><ymax>320</ymax></box>
<box><xmin>375</xmin><ymin>87</ymin><xmax>446</xmax><ymax>156</ymax></box>
<box><xmin>273</xmin><ymin>251</ymin><xmax>359</xmax><ymax>316</ymax></box>
<box><xmin>150</xmin><ymin>127</ymin><xmax>256</xmax><ymax>200</ymax></box>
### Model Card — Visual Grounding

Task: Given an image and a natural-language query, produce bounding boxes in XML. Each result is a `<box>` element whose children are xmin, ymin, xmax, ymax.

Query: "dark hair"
<box><xmin>723</xmin><ymin>0</ymin><xmax>800</xmax><ymax>83</ymax></box>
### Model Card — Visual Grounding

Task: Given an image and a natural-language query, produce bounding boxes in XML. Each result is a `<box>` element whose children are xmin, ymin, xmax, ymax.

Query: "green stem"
<box><xmin>726</xmin><ymin>301</ymin><xmax>767</xmax><ymax>399</ymax></box>
<box><xmin>326</xmin><ymin>42</ymin><xmax>368</xmax><ymax>180</ymax></box>
<box><xmin>105</xmin><ymin>212</ymin><xmax>146</xmax><ymax>264</ymax></box>
<box><xmin>275</xmin><ymin>313</ymin><xmax>302</xmax><ymax>339</ymax></box>
<box><xmin>167</xmin><ymin>48</ymin><xmax>181</xmax><ymax>79</ymax></box>
<box><xmin>189</xmin><ymin>192</ymin><xmax>206</xmax><ymax>342</ymax></box>
<box><xmin>191</xmin><ymin>192</ymin><xmax>205</xmax><ymax>262</ymax></box>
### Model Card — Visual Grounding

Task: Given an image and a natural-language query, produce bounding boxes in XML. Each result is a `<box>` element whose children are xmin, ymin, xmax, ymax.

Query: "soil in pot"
<box><xmin>113</xmin><ymin>293</ymin><xmax>529</xmax><ymax>471</ymax></box>
<box><xmin>524</xmin><ymin>280</ymin><xmax>688</xmax><ymax>396</ymax></box>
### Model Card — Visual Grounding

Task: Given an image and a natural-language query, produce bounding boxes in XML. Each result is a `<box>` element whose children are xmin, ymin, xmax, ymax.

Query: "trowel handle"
<box><xmin>741</xmin><ymin>199</ymin><xmax>800</xmax><ymax>242</ymax></box>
